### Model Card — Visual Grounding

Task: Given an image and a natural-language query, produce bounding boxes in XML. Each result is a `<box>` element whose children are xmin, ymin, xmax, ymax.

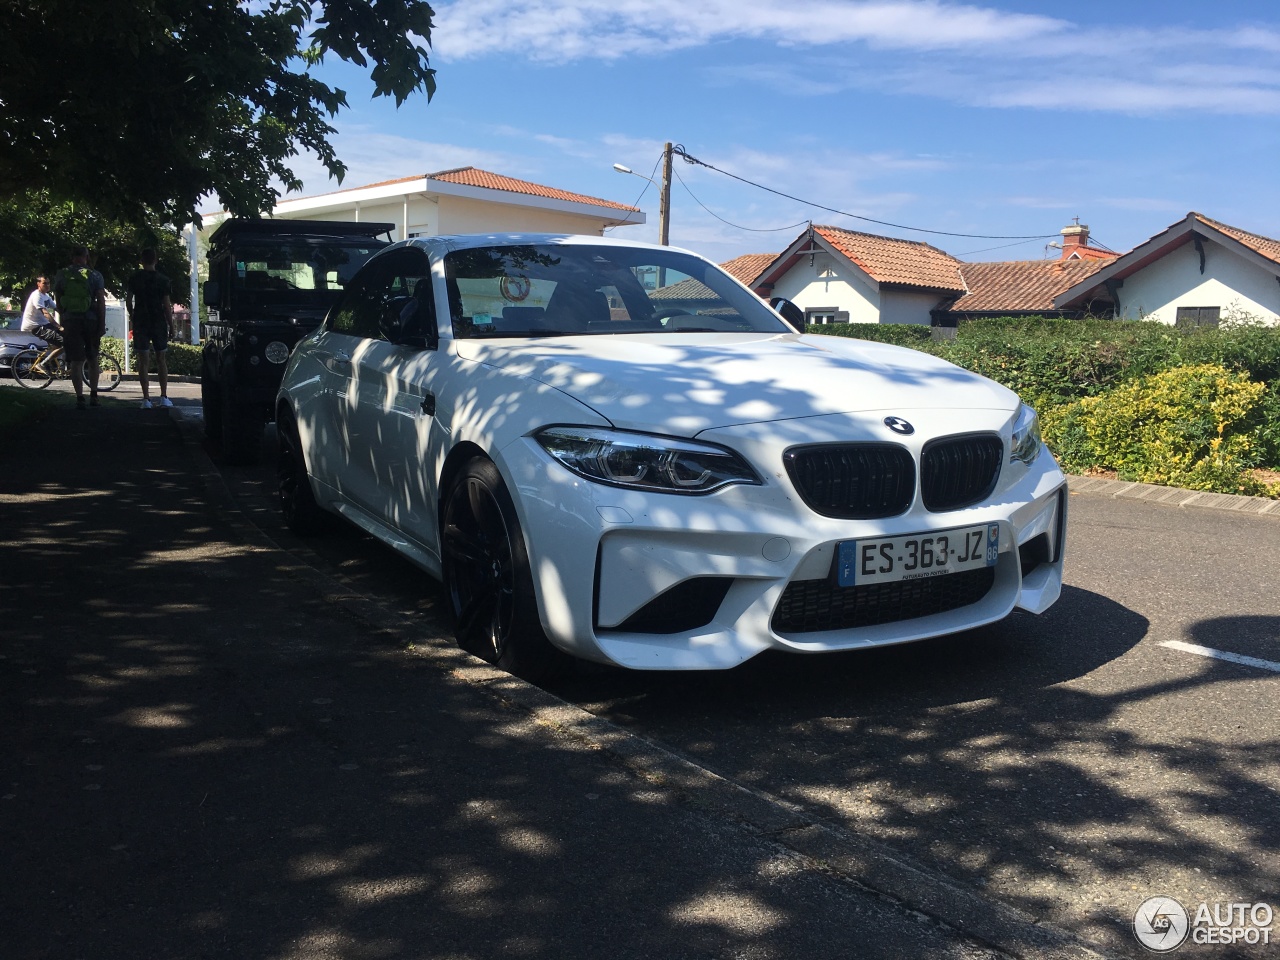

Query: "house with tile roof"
<box><xmin>1053</xmin><ymin>212</ymin><xmax>1280</xmax><ymax>326</ymax></box>
<box><xmin>942</xmin><ymin>259</ymin><xmax>1111</xmax><ymax>321</ymax></box>
<box><xmin>257</xmin><ymin>167</ymin><xmax>644</xmax><ymax>240</ymax></box>
<box><xmin>751</xmin><ymin>225</ymin><xmax>967</xmax><ymax>326</ymax></box>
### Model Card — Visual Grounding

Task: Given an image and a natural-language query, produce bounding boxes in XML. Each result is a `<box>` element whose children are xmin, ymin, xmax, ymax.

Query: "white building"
<box><xmin>1055</xmin><ymin>213</ymin><xmax>1280</xmax><ymax>326</ymax></box>
<box><xmin>257</xmin><ymin>167</ymin><xmax>644</xmax><ymax>240</ymax></box>
<box><xmin>748</xmin><ymin>225</ymin><xmax>967</xmax><ymax>326</ymax></box>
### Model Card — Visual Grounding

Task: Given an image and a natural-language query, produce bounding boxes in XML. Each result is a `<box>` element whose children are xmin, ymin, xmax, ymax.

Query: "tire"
<box><xmin>84</xmin><ymin>355</ymin><xmax>122</xmax><ymax>392</ymax></box>
<box><xmin>219</xmin><ymin>365</ymin><xmax>265</xmax><ymax>465</ymax></box>
<box><xmin>12</xmin><ymin>350</ymin><xmax>52</xmax><ymax>390</ymax></box>
<box><xmin>201</xmin><ymin>355</ymin><xmax>223</xmax><ymax>441</ymax></box>
<box><xmin>441</xmin><ymin>457</ymin><xmax>567</xmax><ymax>682</ymax></box>
<box><xmin>276</xmin><ymin>411</ymin><xmax>330</xmax><ymax>536</ymax></box>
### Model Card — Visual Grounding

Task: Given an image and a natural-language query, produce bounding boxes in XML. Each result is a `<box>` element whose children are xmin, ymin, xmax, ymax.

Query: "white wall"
<box><xmin>272</xmin><ymin>192</ymin><xmax>617</xmax><ymax>241</ymax></box>
<box><xmin>768</xmin><ymin>253</ymin><xmax>942</xmax><ymax>324</ymax></box>
<box><xmin>880</xmin><ymin>289</ymin><xmax>942</xmax><ymax>326</ymax></box>
<box><xmin>1117</xmin><ymin>239</ymin><xmax>1280</xmax><ymax>324</ymax></box>
<box><xmin>770</xmin><ymin>253</ymin><xmax>881</xmax><ymax>323</ymax></box>
<box><xmin>436</xmin><ymin>196</ymin><xmax>614</xmax><ymax>236</ymax></box>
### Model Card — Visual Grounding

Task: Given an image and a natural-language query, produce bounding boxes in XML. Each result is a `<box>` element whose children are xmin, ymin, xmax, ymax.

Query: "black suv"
<box><xmin>201</xmin><ymin>218</ymin><xmax>393</xmax><ymax>463</ymax></box>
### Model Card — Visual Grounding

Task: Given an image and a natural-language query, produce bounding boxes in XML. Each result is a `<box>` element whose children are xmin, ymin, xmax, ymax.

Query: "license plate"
<box><xmin>836</xmin><ymin>524</ymin><xmax>1000</xmax><ymax>587</ymax></box>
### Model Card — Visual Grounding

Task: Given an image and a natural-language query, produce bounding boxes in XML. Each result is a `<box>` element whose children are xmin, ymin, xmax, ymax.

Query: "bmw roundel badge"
<box><xmin>884</xmin><ymin>416</ymin><xmax>914</xmax><ymax>435</ymax></box>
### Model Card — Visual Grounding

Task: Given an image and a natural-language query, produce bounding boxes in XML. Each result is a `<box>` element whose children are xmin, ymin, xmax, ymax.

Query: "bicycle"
<box><xmin>12</xmin><ymin>343</ymin><xmax>123</xmax><ymax>392</ymax></box>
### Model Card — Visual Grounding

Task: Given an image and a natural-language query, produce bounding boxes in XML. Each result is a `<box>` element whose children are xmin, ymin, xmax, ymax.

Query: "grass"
<box><xmin>0</xmin><ymin>382</ymin><xmax>63</xmax><ymax>436</ymax></box>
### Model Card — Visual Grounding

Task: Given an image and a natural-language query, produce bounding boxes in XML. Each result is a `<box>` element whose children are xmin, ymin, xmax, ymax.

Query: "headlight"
<box><xmin>265</xmin><ymin>341</ymin><xmax>291</xmax><ymax>364</ymax></box>
<box><xmin>1010</xmin><ymin>403</ymin><xmax>1042</xmax><ymax>465</ymax></box>
<box><xmin>536</xmin><ymin>427</ymin><xmax>761</xmax><ymax>494</ymax></box>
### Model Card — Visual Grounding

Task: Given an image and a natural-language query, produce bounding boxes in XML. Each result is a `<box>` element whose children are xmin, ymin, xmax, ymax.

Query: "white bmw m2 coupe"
<box><xmin>276</xmin><ymin>235</ymin><xmax>1066</xmax><ymax>678</ymax></box>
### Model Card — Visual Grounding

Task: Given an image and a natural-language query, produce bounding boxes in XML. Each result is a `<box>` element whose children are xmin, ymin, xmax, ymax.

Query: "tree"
<box><xmin>0</xmin><ymin>0</ymin><xmax>436</xmax><ymax>229</ymax></box>
<box><xmin>0</xmin><ymin>193</ymin><xmax>190</xmax><ymax>305</ymax></box>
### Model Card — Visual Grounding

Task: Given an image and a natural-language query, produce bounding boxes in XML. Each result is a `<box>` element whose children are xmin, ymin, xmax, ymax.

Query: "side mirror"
<box><xmin>769</xmin><ymin>297</ymin><xmax>806</xmax><ymax>333</ymax></box>
<box><xmin>202</xmin><ymin>280</ymin><xmax>220</xmax><ymax>306</ymax></box>
<box><xmin>380</xmin><ymin>295</ymin><xmax>427</xmax><ymax>348</ymax></box>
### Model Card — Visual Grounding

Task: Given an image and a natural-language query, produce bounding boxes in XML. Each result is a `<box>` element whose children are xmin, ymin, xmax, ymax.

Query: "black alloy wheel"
<box><xmin>201</xmin><ymin>353</ymin><xmax>223</xmax><ymax>441</ymax></box>
<box><xmin>441</xmin><ymin>457</ymin><xmax>565</xmax><ymax>681</ymax></box>
<box><xmin>276</xmin><ymin>411</ymin><xmax>330</xmax><ymax>536</ymax></box>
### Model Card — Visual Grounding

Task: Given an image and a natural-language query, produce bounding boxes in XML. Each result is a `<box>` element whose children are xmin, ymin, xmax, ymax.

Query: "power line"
<box><xmin>953</xmin><ymin>237</ymin><xmax>1050</xmax><ymax>257</ymax></box>
<box><xmin>672</xmin><ymin>145</ymin><xmax>1057</xmax><ymax>242</ymax></box>
<box><xmin>671</xmin><ymin>166</ymin><xmax>810</xmax><ymax>235</ymax></box>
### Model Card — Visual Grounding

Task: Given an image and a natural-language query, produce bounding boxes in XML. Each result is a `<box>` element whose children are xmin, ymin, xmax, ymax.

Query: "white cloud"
<box><xmin>431</xmin><ymin>0</ymin><xmax>1065</xmax><ymax>61</ymax></box>
<box><xmin>428</xmin><ymin>1</ymin><xmax>1280</xmax><ymax>116</ymax></box>
<box><xmin>282</xmin><ymin>127</ymin><xmax>519</xmax><ymax>198</ymax></box>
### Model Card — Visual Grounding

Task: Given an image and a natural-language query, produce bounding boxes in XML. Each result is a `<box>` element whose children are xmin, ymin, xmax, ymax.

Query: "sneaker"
<box><xmin>140</xmin><ymin>399</ymin><xmax>153</xmax><ymax>410</ymax></box>
<box><xmin>76</xmin><ymin>397</ymin><xmax>87</xmax><ymax>410</ymax></box>
<box><xmin>89</xmin><ymin>395</ymin><xmax>100</xmax><ymax>407</ymax></box>
<box><xmin>159</xmin><ymin>397</ymin><xmax>174</xmax><ymax>408</ymax></box>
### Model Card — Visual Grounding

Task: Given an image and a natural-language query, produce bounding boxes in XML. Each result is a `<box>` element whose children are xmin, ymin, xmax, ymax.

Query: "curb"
<box><xmin>1067</xmin><ymin>474</ymin><xmax>1280</xmax><ymax>516</ymax></box>
<box><xmin>171</xmin><ymin>406</ymin><xmax>1115</xmax><ymax>960</ymax></box>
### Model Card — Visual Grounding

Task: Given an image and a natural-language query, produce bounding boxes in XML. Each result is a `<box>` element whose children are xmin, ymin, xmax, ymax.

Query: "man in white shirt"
<box><xmin>21</xmin><ymin>276</ymin><xmax>64</xmax><ymax>373</ymax></box>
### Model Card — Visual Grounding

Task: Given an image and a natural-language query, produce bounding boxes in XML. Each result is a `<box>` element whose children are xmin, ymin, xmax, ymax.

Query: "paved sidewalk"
<box><xmin>1</xmin><ymin>387</ymin><xmax>1044</xmax><ymax>958</ymax></box>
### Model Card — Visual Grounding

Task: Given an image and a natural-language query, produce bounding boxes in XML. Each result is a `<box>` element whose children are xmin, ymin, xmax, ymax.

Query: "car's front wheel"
<box><xmin>441</xmin><ymin>457</ymin><xmax>566</xmax><ymax>682</ymax></box>
<box><xmin>276</xmin><ymin>411</ymin><xmax>330</xmax><ymax>536</ymax></box>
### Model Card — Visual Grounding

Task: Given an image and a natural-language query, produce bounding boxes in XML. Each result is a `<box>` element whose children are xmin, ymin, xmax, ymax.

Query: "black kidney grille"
<box><xmin>921</xmin><ymin>434</ymin><xmax>1003</xmax><ymax>512</ymax></box>
<box><xmin>784</xmin><ymin>443</ymin><xmax>915</xmax><ymax>519</ymax></box>
<box><xmin>771</xmin><ymin>567</ymin><xmax>996</xmax><ymax>634</ymax></box>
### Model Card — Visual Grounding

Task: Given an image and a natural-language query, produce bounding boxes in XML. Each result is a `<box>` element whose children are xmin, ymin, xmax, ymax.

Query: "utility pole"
<box><xmin>658</xmin><ymin>141</ymin><xmax>673</xmax><ymax>246</ymax></box>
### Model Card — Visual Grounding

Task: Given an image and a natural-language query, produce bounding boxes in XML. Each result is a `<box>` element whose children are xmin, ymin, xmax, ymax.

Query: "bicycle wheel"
<box><xmin>12</xmin><ymin>350</ymin><xmax>52</xmax><ymax>389</ymax></box>
<box><xmin>85</xmin><ymin>355</ymin><xmax>123</xmax><ymax>392</ymax></box>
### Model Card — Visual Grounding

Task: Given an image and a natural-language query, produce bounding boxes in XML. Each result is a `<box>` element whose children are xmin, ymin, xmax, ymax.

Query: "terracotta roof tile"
<box><xmin>949</xmin><ymin>259</ymin><xmax>1107</xmax><ymax>313</ymax></box>
<box><xmin>427</xmin><ymin>167</ymin><xmax>639</xmax><ymax>212</ymax></box>
<box><xmin>1193</xmin><ymin>213</ymin><xmax>1280</xmax><ymax>266</ymax></box>
<box><xmin>280</xmin><ymin>167</ymin><xmax>639</xmax><ymax>213</ymax></box>
<box><xmin>814</xmin><ymin>225</ymin><xmax>965</xmax><ymax>292</ymax></box>
<box><xmin>719</xmin><ymin>253</ymin><xmax>776</xmax><ymax>286</ymax></box>
<box><xmin>1065</xmin><ymin>246</ymin><xmax>1120</xmax><ymax>261</ymax></box>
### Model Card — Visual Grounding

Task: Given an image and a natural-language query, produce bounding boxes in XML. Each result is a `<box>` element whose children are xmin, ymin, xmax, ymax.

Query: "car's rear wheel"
<box><xmin>201</xmin><ymin>354</ymin><xmax>222</xmax><ymax>441</ymax></box>
<box><xmin>277</xmin><ymin>411</ymin><xmax>330</xmax><ymax>536</ymax></box>
<box><xmin>441</xmin><ymin>457</ymin><xmax>565</xmax><ymax>682</ymax></box>
<box><xmin>219</xmin><ymin>363</ymin><xmax>264</xmax><ymax>465</ymax></box>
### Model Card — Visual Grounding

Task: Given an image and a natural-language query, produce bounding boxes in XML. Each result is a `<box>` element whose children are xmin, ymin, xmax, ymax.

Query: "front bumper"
<box><xmin>499</xmin><ymin>412</ymin><xmax>1067</xmax><ymax>671</ymax></box>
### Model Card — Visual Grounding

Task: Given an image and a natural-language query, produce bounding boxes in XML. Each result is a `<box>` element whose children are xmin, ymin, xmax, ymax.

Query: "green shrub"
<box><xmin>806</xmin><ymin>322</ymin><xmax>933</xmax><ymax>348</ymax></box>
<box><xmin>935</xmin><ymin>317</ymin><xmax>1183</xmax><ymax>408</ymax></box>
<box><xmin>1042</xmin><ymin>364</ymin><xmax>1269</xmax><ymax>494</ymax></box>
<box><xmin>100</xmin><ymin>338</ymin><xmax>202</xmax><ymax>378</ymax></box>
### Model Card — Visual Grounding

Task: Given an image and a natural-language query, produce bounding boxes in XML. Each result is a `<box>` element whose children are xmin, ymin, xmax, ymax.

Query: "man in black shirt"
<box><xmin>126</xmin><ymin>248</ymin><xmax>175</xmax><ymax>409</ymax></box>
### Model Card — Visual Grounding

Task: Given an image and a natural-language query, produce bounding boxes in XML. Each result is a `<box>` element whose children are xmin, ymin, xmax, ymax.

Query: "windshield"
<box><xmin>444</xmin><ymin>244</ymin><xmax>789</xmax><ymax>339</ymax></box>
<box><xmin>229</xmin><ymin>241</ymin><xmax>384</xmax><ymax>306</ymax></box>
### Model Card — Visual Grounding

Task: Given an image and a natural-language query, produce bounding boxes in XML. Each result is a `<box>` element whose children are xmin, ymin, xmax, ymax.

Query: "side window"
<box><xmin>329</xmin><ymin>248</ymin><xmax>432</xmax><ymax>340</ymax></box>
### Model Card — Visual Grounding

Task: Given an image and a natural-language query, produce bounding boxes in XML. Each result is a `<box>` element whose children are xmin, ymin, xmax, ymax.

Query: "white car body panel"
<box><xmin>280</xmin><ymin>234</ymin><xmax>1067</xmax><ymax>671</ymax></box>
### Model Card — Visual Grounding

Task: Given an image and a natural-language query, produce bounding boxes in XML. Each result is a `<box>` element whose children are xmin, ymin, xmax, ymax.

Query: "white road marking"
<box><xmin>1159</xmin><ymin>640</ymin><xmax>1280</xmax><ymax>674</ymax></box>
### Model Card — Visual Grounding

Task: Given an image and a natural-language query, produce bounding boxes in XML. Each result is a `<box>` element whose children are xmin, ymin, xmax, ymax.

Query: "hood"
<box><xmin>453</xmin><ymin>332</ymin><xmax>1018</xmax><ymax>436</ymax></box>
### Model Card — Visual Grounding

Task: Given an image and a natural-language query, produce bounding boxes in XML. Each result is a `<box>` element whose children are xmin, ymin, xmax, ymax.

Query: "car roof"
<box><xmin>398</xmin><ymin>233</ymin><xmax>702</xmax><ymax>259</ymax></box>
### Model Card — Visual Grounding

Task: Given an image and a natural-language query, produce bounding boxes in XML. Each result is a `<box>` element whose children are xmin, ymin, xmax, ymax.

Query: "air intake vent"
<box><xmin>784</xmin><ymin>443</ymin><xmax>915</xmax><ymax>519</ymax></box>
<box><xmin>921</xmin><ymin>433</ymin><xmax>1002</xmax><ymax>512</ymax></box>
<box><xmin>605</xmin><ymin>577</ymin><xmax>734</xmax><ymax>635</ymax></box>
<box><xmin>772</xmin><ymin>567</ymin><xmax>995</xmax><ymax>633</ymax></box>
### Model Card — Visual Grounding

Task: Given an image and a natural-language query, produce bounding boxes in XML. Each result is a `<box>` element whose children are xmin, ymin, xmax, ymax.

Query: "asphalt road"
<box><xmin>199</xmin><ymin>411</ymin><xmax>1280</xmax><ymax>960</ymax></box>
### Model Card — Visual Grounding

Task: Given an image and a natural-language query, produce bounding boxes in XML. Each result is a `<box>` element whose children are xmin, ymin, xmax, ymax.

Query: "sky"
<box><xmin>289</xmin><ymin>0</ymin><xmax>1280</xmax><ymax>266</ymax></box>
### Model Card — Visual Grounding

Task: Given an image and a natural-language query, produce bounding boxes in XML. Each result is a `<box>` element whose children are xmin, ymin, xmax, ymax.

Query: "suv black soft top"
<box><xmin>206</xmin><ymin>218</ymin><xmax>396</xmax><ymax>245</ymax></box>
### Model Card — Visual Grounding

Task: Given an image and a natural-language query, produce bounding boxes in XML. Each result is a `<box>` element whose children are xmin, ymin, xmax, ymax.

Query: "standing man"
<box><xmin>20</xmin><ymin>275</ymin><xmax>65</xmax><ymax>373</ymax></box>
<box><xmin>125</xmin><ymin>248</ymin><xmax>175</xmax><ymax>409</ymax></box>
<box><xmin>53</xmin><ymin>246</ymin><xmax>106</xmax><ymax>409</ymax></box>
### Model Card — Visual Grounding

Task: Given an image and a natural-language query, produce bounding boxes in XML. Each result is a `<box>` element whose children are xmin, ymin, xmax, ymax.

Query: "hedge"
<box><xmin>808</xmin><ymin>316</ymin><xmax>1280</xmax><ymax>496</ymax></box>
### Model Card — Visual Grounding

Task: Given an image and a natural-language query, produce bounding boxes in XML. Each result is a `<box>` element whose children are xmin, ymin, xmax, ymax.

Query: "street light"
<box><xmin>613</xmin><ymin>142</ymin><xmax>673</xmax><ymax>246</ymax></box>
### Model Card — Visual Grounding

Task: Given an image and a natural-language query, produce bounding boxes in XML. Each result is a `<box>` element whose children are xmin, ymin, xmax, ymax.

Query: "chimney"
<box><xmin>1060</xmin><ymin>221</ymin><xmax>1089</xmax><ymax>259</ymax></box>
